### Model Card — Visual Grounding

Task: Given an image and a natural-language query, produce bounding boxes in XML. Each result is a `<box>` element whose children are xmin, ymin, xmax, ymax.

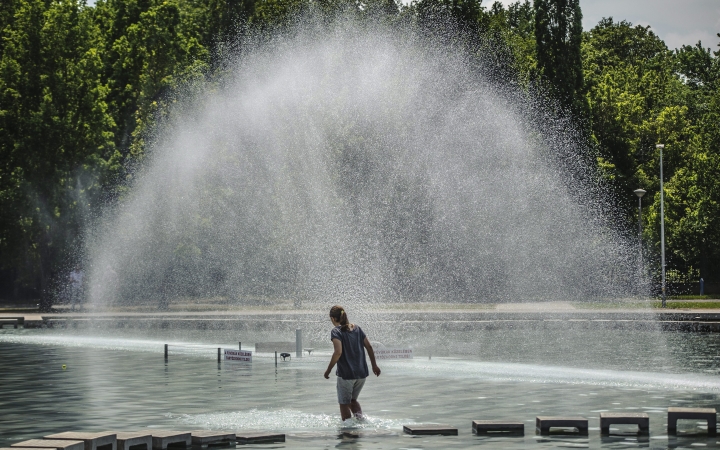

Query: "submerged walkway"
<box><xmin>1</xmin><ymin>301</ymin><xmax>719</xmax><ymax>331</ymax></box>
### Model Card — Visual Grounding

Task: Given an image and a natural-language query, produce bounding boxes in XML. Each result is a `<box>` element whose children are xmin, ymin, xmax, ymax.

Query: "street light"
<box><xmin>634</xmin><ymin>189</ymin><xmax>646</xmax><ymax>288</ymax></box>
<box><xmin>657</xmin><ymin>144</ymin><xmax>666</xmax><ymax>307</ymax></box>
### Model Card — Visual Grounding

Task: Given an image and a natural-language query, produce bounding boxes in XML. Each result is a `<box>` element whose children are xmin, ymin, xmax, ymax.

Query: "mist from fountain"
<box><xmin>85</xmin><ymin>16</ymin><xmax>645</xmax><ymax>317</ymax></box>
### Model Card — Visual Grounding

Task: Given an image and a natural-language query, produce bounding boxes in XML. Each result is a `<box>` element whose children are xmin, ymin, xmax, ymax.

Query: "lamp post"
<box><xmin>657</xmin><ymin>144</ymin><xmax>666</xmax><ymax>307</ymax></box>
<box><xmin>634</xmin><ymin>189</ymin><xmax>646</xmax><ymax>289</ymax></box>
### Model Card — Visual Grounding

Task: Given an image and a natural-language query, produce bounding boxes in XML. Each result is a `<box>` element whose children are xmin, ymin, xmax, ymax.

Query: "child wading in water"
<box><xmin>324</xmin><ymin>305</ymin><xmax>381</xmax><ymax>421</ymax></box>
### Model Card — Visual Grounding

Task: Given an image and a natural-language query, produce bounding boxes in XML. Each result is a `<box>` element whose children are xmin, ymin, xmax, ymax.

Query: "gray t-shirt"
<box><xmin>330</xmin><ymin>325</ymin><xmax>369</xmax><ymax>380</ymax></box>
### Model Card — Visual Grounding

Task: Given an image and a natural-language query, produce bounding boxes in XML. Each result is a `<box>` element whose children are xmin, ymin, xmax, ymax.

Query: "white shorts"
<box><xmin>336</xmin><ymin>377</ymin><xmax>366</xmax><ymax>404</ymax></box>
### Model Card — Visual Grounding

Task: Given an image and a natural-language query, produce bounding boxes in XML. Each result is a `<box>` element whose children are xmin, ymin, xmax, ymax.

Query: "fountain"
<box><xmin>84</xmin><ymin>17</ymin><xmax>640</xmax><ymax>314</ymax></box>
<box><xmin>1</xmin><ymin>15</ymin><xmax>718</xmax><ymax>450</ymax></box>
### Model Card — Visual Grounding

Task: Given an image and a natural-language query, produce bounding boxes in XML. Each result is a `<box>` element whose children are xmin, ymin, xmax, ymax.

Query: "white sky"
<box><xmin>494</xmin><ymin>0</ymin><xmax>720</xmax><ymax>50</ymax></box>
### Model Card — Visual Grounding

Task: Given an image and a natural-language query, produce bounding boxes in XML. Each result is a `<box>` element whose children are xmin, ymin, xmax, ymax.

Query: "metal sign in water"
<box><xmin>224</xmin><ymin>349</ymin><xmax>252</xmax><ymax>362</ymax></box>
<box><xmin>374</xmin><ymin>348</ymin><xmax>413</xmax><ymax>360</ymax></box>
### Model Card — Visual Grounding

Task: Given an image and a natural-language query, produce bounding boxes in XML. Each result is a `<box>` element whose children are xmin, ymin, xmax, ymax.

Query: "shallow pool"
<box><xmin>1</xmin><ymin>328</ymin><xmax>719</xmax><ymax>449</ymax></box>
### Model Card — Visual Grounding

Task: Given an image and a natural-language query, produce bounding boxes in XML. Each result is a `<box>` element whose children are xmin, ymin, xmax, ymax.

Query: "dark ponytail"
<box><xmin>330</xmin><ymin>305</ymin><xmax>350</xmax><ymax>331</ymax></box>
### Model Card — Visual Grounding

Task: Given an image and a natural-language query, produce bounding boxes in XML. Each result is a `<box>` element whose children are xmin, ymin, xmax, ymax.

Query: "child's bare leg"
<box><xmin>339</xmin><ymin>404</ymin><xmax>353</xmax><ymax>421</ymax></box>
<box><xmin>350</xmin><ymin>399</ymin><xmax>363</xmax><ymax>418</ymax></box>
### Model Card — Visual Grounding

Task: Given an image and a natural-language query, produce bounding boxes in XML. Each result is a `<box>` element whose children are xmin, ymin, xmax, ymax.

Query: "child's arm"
<box><xmin>324</xmin><ymin>338</ymin><xmax>343</xmax><ymax>379</ymax></box>
<box><xmin>363</xmin><ymin>337</ymin><xmax>381</xmax><ymax>377</ymax></box>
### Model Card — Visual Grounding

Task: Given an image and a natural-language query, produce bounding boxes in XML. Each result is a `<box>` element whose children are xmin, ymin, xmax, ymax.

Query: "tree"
<box><xmin>534</xmin><ymin>0</ymin><xmax>584</xmax><ymax>114</ymax></box>
<box><xmin>583</xmin><ymin>19</ymin><xmax>681</xmax><ymax>210</ymax></box>
<box><xmin>415</xmin><ymin>0</ymin><xmax>482</xmax><ymax>33</ymax></box>
<box><xmin>94</xmin><ymin>0</ymin><xmax>208</xmax><ymax>195</ymax></box>
<box><xmin>0</xmin><ymin>0</ymin><xmax>115</xmax><ymax>303</ymax></box>
<box><xmin>661</xmin><ymin>34</ymin><xmax>720</xmax><ymax>281</ymax></box>
<box><xmin>202</xmin><ymin>0</ymin><xmax>255</xmax><ymax>48</ymax></box>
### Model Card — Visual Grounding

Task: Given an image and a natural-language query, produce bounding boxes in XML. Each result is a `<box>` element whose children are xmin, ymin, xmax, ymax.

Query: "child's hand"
<box><xmin>372</xmin><ymin>365</ymin><xmax>381</xmax><ymax>377</ymax></box>
<box><xmin>324</xmin><ymin>369</ymin><xmax>331</xmax><ymax>379</ymax></box>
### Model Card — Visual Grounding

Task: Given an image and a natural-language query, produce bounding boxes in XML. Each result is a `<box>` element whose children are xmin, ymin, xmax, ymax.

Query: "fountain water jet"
<box><xmin>85</xmin><ymin>16</ymin><xmax>643</xmax><ymax>316</ymax></box>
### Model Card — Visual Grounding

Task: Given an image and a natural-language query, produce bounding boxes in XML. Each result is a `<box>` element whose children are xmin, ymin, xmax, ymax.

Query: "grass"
<box><xmin>573</xmin><ymin>300</ymin><xmax>720</xmax><ymax>309</ymax></box>
<box><xmin>653</xmin><ymin>301</ymin><xmax>720</xmax><ymax>309</ymax></box>
<box><xmin>572</xmin><ymin>301</ymin><xmax>651</xmax><ymax>309</ymax></box>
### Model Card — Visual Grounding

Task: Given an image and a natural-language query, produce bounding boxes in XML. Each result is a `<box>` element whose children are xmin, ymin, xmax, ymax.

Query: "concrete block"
<box><xmin>599</xmin><ymin>412</ymin><xmax>649</xmax><ymax>434</ymax></box>
<box><xmin>13</xmin><ymin>441</ymin><xmax>84</xmax><ymax>450</ymax></box>
<box><xmin>234</xmin><ymin>433</ymin><xmax>285</xmax><ymax>444</ymax></box>
<box><xmin>149</xmin><ymin>432</ymin><xmax>191</xmax><ymax>450</ymax></box>
<box><xmin>113</xmin><ymin>432</ymin><xmax>152</xmax><ymax>450</ymax></box>
<box><xmin>23</xmin><ymin>315</ymin><xmax>45</xmax><ymax>328</ymax></box>
<box><xmin>668</xmin><ymin>407</ymin><xmax>717</xmax><ymax>436</ymax></box>
<box><xmin>472</xmin><ymin>420</ymin><xmax>524</xmax><ymax>434</ymax></box>
<box><xmin>2</xmin><ymin>448</ymin><xmax>49</xmax><ymax>450</ymax></box>
<box><xmin>44</xmin><ymin>433</ymin><xmax>116</xmax><ymax>450</ymax></box>
<box><xmin>403</xmin><ymin>425</ymin><xmax>458</xmax><ymax>436</ymax></box>
<box><xmin>0</xmin><ymin>319</ymin><xmax>18</xmax><ymax>328</ymax></box>
<box><xmin>536</xmin><ymin>416</ymin><xmax>588</xmax><ymax>434</ymax></box>
<box><xmin>189</xmin><ymin>431</ymin><xmax>235</xmax><ymax>447</ymax></box>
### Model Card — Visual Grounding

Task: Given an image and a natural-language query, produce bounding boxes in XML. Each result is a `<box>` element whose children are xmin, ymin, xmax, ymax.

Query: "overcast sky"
<box><xmin>495</xmin><ymin>0</ymin><xmax>720</xmax><ymax>50</ymax></box>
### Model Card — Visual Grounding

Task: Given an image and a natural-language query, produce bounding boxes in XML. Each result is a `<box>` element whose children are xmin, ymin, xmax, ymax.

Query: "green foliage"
<box><xmin>653</xmin><ymin>301</ymin><xmax>720</xmax><ymax>309</ymax></box>
<box><xmin>584</xmin><ymin>19</ymin><xmax>682</xmax><ymax>210</ymax></box>
<box><xmin>534</xmin><ymin>0</ymin><xmax>584</xmax><ymax>114</ymax></box>
<box><xmin>414</xmin><ymin>0</ymin><xmax>482</xmax><ymax>31</ymax></box>
<box><xmin>0</xmin><ymin>0</ymin><xmax>115</xmax><ymax>294</ymax></box>
<box><xmin>583</xmin><ymin>18</ymin><xmax>720</xmax><ymax>284</ymax></box>
<box><xmin>1</xmin><ymin>0</ymin><xmax>719</xmax><ymax>300</ymax></box>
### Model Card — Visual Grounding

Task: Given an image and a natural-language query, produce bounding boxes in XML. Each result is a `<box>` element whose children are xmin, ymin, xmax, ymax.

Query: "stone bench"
<box><xmin>600</xmin><ymin>412</ymin><xmax>649</xmax><ymax>434</ymax></box>
<box><xmin>149</xmin><ymin>432</ymin><xmax>191</xmax><ymax>450</ymax></box>
<box><xmin>536</xmin><ymin>416</ymin><xmax>588</xmax><ymax>434</ymax></box>
<box><xmin>113</xmin><ymin>432</ymin><xmax>152</xmax><ymax>450</ymax></box>
<box><xmin>403</xmin><ymin>425</ymin><xmax>458</xmax><ymax>436</ymax></box>
<box><xmin>668</xmin><ymin>407</ymin><xmax>717</xmax><ymax>435</ymax></box>
<box><xmin>12</xmin><ymin>441</ymin><xmax>84</xmax><ymax>450</ymax></box>
<box><xmin>44</xmin><ymin>432</ymin><xmax>116</xmax><ymax>450</ymax></box>
<box><xmin>23</xmin><ymin>315</ymin><xmax>45</xmax><ymax>328</ymax></box>
<box><xmin>2</xmin><ymin>448</ymin><xmax>49</xmax><ymax>450</ymax></box>
<box><xmin>235</xmin><ymin>433</ymin><xmax>285</xmax><ymax>444</ymax></box>
<box><xmin>0</xmin><ymin>319</ymin><xmax>18</xmax><ymax>328</ymax></box>
<box><xmin>190</xmin><ymin>431</ymin><xmax>235</xmax><ymax>447</ymax></box>
<box><xmin>472</xmin><ymin>420</ymin><xmax>524</xmax><ymax>434</ymax></box>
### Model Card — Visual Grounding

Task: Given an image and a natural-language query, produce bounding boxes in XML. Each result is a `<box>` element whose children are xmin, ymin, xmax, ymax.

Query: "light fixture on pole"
<box><xmin>657</xmin><ymin>144</ymin><xmax>666</xmax><ymax>307</ymax></box>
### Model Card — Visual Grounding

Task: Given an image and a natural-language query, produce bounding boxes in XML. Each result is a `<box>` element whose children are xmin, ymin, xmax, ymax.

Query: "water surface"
<box><xmin>1</xmin><ymin>328</ymin><xmax>719</xmax><ymax>449</ymax></box>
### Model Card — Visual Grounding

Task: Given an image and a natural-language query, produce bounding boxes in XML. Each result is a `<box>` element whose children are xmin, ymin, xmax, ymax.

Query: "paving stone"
<box><xmin>668</xmin><ymin>407</ymin><xmax>717</xmax><ymax>436</ymax></box>
<box><xmin>0</xmin><ymin>319</ymin><xmax>18</xmax><ymax>328</ymax></box>
<box><xmin>403</xmin><ymin>425</ymin><xmax>458</xmax><ymax>436</ymax></box>
<box><xmin>235</xmin><ymin>433</ymin><xmax>285</xmax><ymax>444</ymax></box>
<box><xmin>23</xmin><ymin>315</ymin><xmax>44</xmax><ymax>328</ymax></box>
<box><xmin>148</xmin><ymin>431</ymin><xmax>191</xmax><ymax>450</ymax></box>
<box><xmin>1</xmin><ymin>448</ymin><xmax>48</xmax><ymax>450</ymax></box>
<box><xmin>189</xmin><ymin>431</ymin><xmax>235</xmax><ymax>447</ymax></box>
<box><xmin>599</xmin><ymin>412</ymin><xmax>649</xmax><ymax>434</ymax></box>
<box><xmin>44</xmin><ymin>432</ymin><xmax>116</xmax><ymax>450</ymax></box>
<box><xmin>472</xmin><ymin>420</ymin><xmax>524</xmax><ymax>434</ymax></box>
<box><xmin>536</xmin><ymin>416</ymin><xmax>588</xmax><ymax>434</ymax></box>
<box><xmin>12</xmin><ymin>440</ymin><xmax>84</xmax><ymax>450</ymax></box>
<box><xmin>111</xmin><ymin>432</ymin><xmax>152</xmax><ymax>450</ymax></box>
